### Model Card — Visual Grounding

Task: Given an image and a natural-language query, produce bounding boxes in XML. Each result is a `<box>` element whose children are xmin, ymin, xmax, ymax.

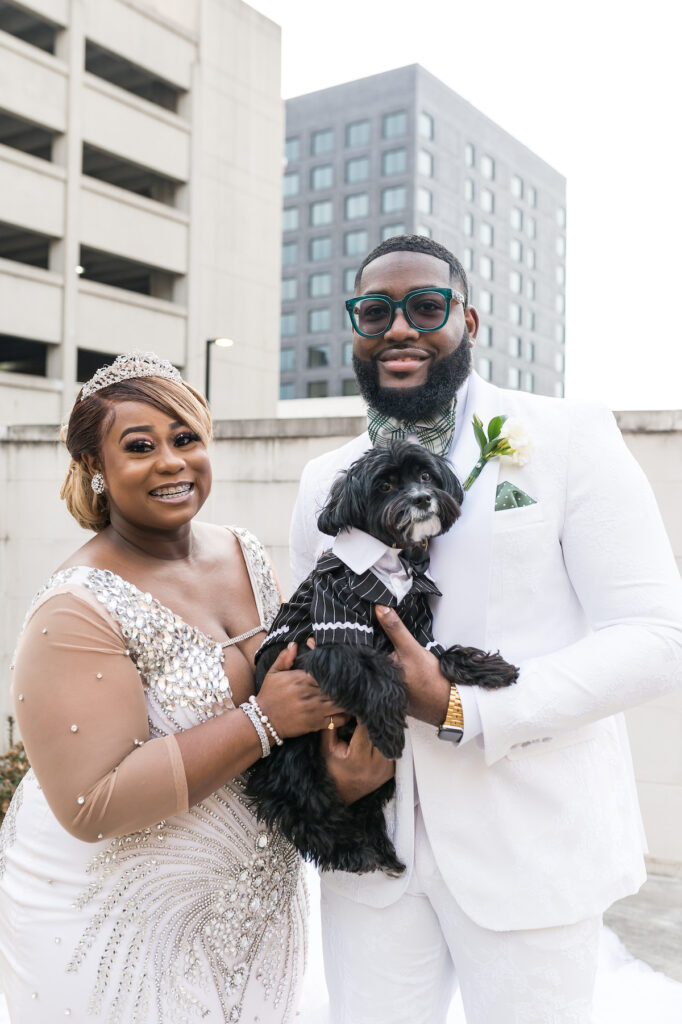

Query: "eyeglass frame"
<box><xmin>345</xmin><ymin>286</ymin><xmax>467</xmax><ymax>338</ymax></box>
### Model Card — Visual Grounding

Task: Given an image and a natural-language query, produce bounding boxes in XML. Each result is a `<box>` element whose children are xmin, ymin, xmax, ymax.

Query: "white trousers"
<box><xmin>321</xmin><ymin>808</ymin><xmax>601</xmax><ymax>1024</ymax></box>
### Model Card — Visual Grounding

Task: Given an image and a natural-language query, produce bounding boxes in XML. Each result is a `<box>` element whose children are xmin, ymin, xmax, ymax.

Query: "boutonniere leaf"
<box><xmin>464</xmin><ymin>415</ymin><xmax>532</xmax><ymax>490</ymax></box>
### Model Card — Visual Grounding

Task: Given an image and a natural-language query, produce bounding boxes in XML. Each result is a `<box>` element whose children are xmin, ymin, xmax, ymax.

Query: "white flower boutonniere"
<box><xmin>463</xmin><ymin>414</ymin><xmax>532</xmax><ymax>490</ymax></box>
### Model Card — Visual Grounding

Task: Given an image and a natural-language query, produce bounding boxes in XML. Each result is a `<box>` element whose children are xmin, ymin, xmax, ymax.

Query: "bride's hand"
<box><xmin>320</xmin><ymin>723</ymin><xmax>395</xmax><ymax>804</ymax></box>
<box><xmin>257</xmin><ymin>643</ymin><xmax>345</xmax><ymax>740</ymax></box>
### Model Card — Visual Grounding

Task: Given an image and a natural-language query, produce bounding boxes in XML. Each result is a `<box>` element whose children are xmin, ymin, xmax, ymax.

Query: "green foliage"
<box><xmin>0</xmin><ymin>742</ymin><xmax>29</xmax><ymax>824</ymax></box>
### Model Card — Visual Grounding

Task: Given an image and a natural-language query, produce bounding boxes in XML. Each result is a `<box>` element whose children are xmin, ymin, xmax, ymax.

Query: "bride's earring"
<box><xmin>91</xmin><ymin>472</ymin><xmax>105</xmax><ymax>495</ymax></box>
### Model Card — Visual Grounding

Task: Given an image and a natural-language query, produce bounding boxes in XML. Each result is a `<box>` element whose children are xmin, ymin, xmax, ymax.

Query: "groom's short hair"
<box><xmin>354</xmin><ymin>235</ymin><xmax>469</xmax><ymax>306</ymax></box>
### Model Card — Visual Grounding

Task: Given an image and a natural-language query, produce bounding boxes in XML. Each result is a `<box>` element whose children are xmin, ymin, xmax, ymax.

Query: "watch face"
<box><xmin>437</xmin><ymin>725</ymin><xmax>463</xmax><ymax>744</ymax></box>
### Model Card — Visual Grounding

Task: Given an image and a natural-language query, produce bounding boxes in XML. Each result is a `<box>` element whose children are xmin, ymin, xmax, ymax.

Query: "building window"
<box><xmin>418</xmin><ymin>150</ymin><xmax>434</xmax><ymax>178</ymax></box>
<box><xmin>508</xmin><ymin>335</ymin><xmax>521</xmax><ymax>357</ymax></box>
<box><xmin>283</xmin><ymin>172</ymin><xmax>299</xmax><ymax>197</ymax></box>
<box><xmin>464</xmin><ymin>179</ymin><xmax>475</xmax><ymax>202</ymax></box>
<box><xmin>509</xmin><ymin>270</ymin><xmax>522</xmax><ymax>293</ymax></box>
<box><xmin>382</xmin><ymin>148</ymin><xmax>407</xmax><ymax>175</ymax></box>
<box><xmin>526</xmin><ymin>248</ymin><xmax>536</xmax><ymax>269</ymax></box>
<box><xmin>508</xmin><ymin>366</ymin><xmax>521</xmax><ymax>389</ymax></box>
<box><xmin>464</xmin><ymin>142</ymin><xmax>475</xmax><ymax>167</ymax></box>
<box><xmin>342</xmin><ymin>378</ymin><xmax>359</xmax><ymax>395</ymax></box>
<box><xmin>511</xmin><ymin>207</ymin><xmax>523</xmax><ymax>230</ymax></box>
<box><xmin>463</xmin><ymin>213</ymin><xmax>474</xmax><ymax>236</ymax></box>
<box><xmin>280</xmin><ymin>312</ymin><xmax>297</xmax><ymax>336</ymax></box>
<box><xmin>509</xmin><ymin>302</ymin><xmax>522</xmax><ymax>325</ymax></box>
<box><xmin>481</xmin><ymin>155</ymin><xmax>495</xmax><ymax>180</ymax></box>
<box><xmin>382</xmin><ymin>185</ymin><xmax>407</xmax><ymax>213</ymax></box>
<box><xmin>526</xmin><ymin>216</ymin><xmax>537</xmax><ymax>240</ymax></box>
<box><xmin>311</xmin><ymin>164</ymin><xmax>334</xmax><ymax>190</ymax></box>
<box><xmin>462</xmin><ymin>247</ymin><xmax>473</xmax><ymax>271</ymax></box>
<box><xmin>557</xmin><ymin>206</ymin><xmax>566</xmax><ymax>228</ymax></box>
<box><xmin>345</xmin><ymin>193</ymin><xmax>369</xmax><ymax>220</ymax></box>
<box><xmin>556</xmin><ymin>264</ymin><xmax>566</xmax><ymax>285</ymax></box>
<box><xmin>282</xmin><ymin>241</ymin><xmax>298</xmax><ymax>266</ymax></box>
<box><xmin>307</xmin><ymin>380</ymin><xmax>328</xmax><ymax>397</ymax></box>
<box><xmin>416</xmin><ymin>224</ymin><xmax>432</xmax><ymax>238</ymax></box>
<box><xmin>526</xmin><ymin>341</ymin><xmax>535</xmax><ymax>362</ymax></box>
<box><xmin>284</xmin><ymin>137</ymin><xmax>300</xmax><ymax>162</ymax></box>
<box><xmin>556</xmin><ymin>236</ymin><xmax>566</xmax><ymax>257</ymax></box>
<box><xmin>382</xmin><ymin>222</ymin><xmax>405</xmax><ymax>241</ymax></box>
<box><xmin>555</xmin><ymin>294</ymin><xmax>565</xmax><ymax>314</ymax></box>
<box><xmin>510</xmin><ymin>174</ymin><xmax>523</xmax><ymax>198</ymax></box>
<box><xmin>479</xmin><ymin>289</ymin><xmax>493</xmax><ymax>314</ymax></box>
<box><xmin>478</xmin><ymin>324</ymin><xmax>492</xmax><ymax>347</ymax></box>
<box><xmin>554</xmin><ymin>351</ymin><xmax>565</xmax><ymax>372</ymax></box>
<box><xmin>528</xmin><ymin>185</ymin><xmax>537</xmax><ymax>207</ymax></box>
<box><xmin>479</xmin><ymin>255</ymin><xmax>493</xmax><ymax>280</ymax></box>
<box><xmin>279</xmin><ymin>382</ymin><xmax>295</xmax><ymax>399</ymax></box>
<box><xmin>479</xmin><ymin>222</ymin><xmax>494</xmax><ymax>247</ymax></box>
<box><xmin>417</xmin><ymin>187</ymin><xmax>432</xmax><ymax>214</ymax></box>
<box><xmin>555</xmin><ymin>323</ymin><xmax>565</xmax><ymax>344</ymax></box>
<box><xmin>554</xmin><ymin>380</ymin><xmax>564</xmax><ymax>398</ymax></box>
<box><xmin>307</xmin><ymin>343</ymin><xmax>330</xmax><ymax>367</ymax></box>
<box><xmin>510</xmin><ymin>238</ymin><xmax>522</xmax><ymax>261</ymax></box>
<box><xmin>282</xmin><ymin>207</ymin><xmax>298</xmax><ymax>232</ymax></box>
<box><xmin>309</xmin><ymin>272</ymin><xmax>332</xmax><ymax>297</ymax></box>
<box><xmin>280</xmin><ymin>347</ymin><xmax>296</xmax><ymax>371</ymax></box>
<box><xmin>310</xmin><ymin>200</ymin><xmax>333</xmax><ymax>226</ymax></box>
<box><xmin>526</xmin><ymin>309</ymin><xmax>535</xmax><ymax>331</ymax></box>
<box><xmin>525</xmin><ymin>279</ymin><xmax>535</xmax><ymax>301</ymax></box>
<box><xmin>281</xmin><ymin>277</ymin><xmax>297</xmax><ymax>301</ymax></box>
<box><xmin>383</xmin><ymin>111</ymin><xmax>407</xmax><ymax>138</ymax></box>
<box><xmin>309</xmin><ymin>236</ymin><xmax>332</xmax><ymax>261</ymax></box>
<box><xmin>419</xmin><ymin>111</ymin><xmax>434</xmax><ymax>139</ymax></box>
<box><xmin>312</xmin><ymin>128</ymin><xmax>334</xmax><ymax>155</ymax></box>
<box><xmin>346</xmin><ymin>120</ymin><xmax>370</xmax><ymax>147</ymax></box>
<box><xmin>478</xmin><ymin>357</ymin><xmax>492</xmax><ymax>381</ymax></box>
<box><xmin>480</xmin><ymin>188</ymin><xmax>494</xmax><ymax>213</ymax></box>
<box><xmin>343</xmin><ymin>267</ymin><xmax>357</xmax><ymax>292</ymax></box>
<box><xmin>524</xmin><ymin>372</ymin><xmax>534</xmax><ymax>392</ymax></box>
<box><xmin>309</xmin><ymin>309</ymin><xmax>331</xmax><ymax>334</ymax></box>
<box><xmin>346</xmin><ymin>156</ymin><xmax>369</xmax><ymax>183</ymax></box>
<box><xmin>345</xmin><ymin>229</ymin><xmax>368</xmax><ymax>256</ymax></box>
<box><xmin>342</xmin><ymin>340</ymin><xmax>354</xmax><ymax>365</ymax></box>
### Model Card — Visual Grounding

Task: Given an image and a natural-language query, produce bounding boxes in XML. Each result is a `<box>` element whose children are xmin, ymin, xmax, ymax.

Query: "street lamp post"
<box><xmin>205</xmin><ymin>337</ymin><xmax>234</xmax><ymax>402</ymax></box>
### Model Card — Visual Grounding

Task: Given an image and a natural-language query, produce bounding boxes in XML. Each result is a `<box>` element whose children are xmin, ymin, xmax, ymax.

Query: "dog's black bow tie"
<box><xmin>398</xmin><ymin>545</ymin><xmax>431</xmax><ymax>576</ymax></box>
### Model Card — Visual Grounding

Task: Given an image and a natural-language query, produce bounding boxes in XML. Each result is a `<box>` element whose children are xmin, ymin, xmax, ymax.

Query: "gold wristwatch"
<box><xmin>437</xmin><ymin>684</ymin><xmax>464</xmax><ymax>743</ymax></box>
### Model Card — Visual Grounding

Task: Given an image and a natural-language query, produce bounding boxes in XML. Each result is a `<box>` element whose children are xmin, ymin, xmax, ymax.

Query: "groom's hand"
<box><xmin>320</xmin><ymin>723</ymin><xmax>394</xmax><ymax>805</ymax></box>
<box><xmin>375</xmin><ymin>605</ymin><xmax>451</xmax><ymax>727</ymax></box>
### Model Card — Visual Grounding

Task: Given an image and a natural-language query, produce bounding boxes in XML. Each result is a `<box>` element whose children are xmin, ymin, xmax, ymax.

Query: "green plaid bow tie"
<box><xmin>367</xmin><ymin>398</ymin><xmax>457</xmax><ymax>457</ymax></box>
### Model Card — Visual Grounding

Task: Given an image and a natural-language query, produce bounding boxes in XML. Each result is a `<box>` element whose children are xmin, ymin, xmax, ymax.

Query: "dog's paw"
<box><xmin>439</xmin><ymin>645</ymin><xmax>519</xmax><ymax>690</ymax></box>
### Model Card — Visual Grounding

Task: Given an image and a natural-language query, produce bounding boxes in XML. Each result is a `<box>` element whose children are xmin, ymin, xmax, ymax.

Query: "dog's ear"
<box><xmin>435</xmin><ymin>458</ymin><xmax>464</xmax><ymax>506</ymax></box>
<box><xmin>317</xmin><ymin>466</ymin><xmax>366</xmax><ymax>536</ymax></box>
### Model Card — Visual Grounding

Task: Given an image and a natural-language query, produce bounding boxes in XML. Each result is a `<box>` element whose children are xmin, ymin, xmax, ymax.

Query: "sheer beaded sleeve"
<box><xmin>12</xmin><ymin>590</ymin><xmax>189</xmax><ymax>842</ymax></box>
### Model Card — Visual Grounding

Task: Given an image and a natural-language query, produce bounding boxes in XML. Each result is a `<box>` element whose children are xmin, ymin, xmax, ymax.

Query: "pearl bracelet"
<box><xmin>248</xmin><ymin>694</ymin><xmax>284</xmax><ymax>747</ymax></box>
<box><xmin>239</xmin><ymin>703</ymin><xmax>270</xmax><ymax>758</ymax></box>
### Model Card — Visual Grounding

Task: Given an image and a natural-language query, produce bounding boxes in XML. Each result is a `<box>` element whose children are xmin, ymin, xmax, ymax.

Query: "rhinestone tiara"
<box><xmin>79</xmin><ymin>351</ymin><xmax>184</xmax><ymax>400</ymax></box>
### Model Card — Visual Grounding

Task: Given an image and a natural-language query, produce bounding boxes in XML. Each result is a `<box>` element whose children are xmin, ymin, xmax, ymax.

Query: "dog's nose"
<box><xmin>411</xmin><ymin>489</ymin><xmax>432</xmax><ymax>509</ymax></box>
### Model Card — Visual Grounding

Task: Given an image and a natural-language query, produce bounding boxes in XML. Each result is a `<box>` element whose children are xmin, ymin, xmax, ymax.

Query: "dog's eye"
<box><xmin>419</xmin><ymin>471</ymin><xmax>431</xmax><ymax>482</ymax></box>
<box><xmin>379</xmin><ymin>481</ymin><xmax>393</xmax><ymax>492</ymax></box>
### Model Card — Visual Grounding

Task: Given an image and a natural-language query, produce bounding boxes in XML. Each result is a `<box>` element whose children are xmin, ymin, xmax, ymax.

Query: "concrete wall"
<box><xmin>1</xmin><ymin>410</ymin><xmax>681</xmax><ymax>871</ymax></box>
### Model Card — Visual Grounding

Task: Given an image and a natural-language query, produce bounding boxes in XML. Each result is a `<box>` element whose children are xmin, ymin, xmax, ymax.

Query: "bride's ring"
<box><xmin>327</xmin><ymin>716</ymin><xmax>335</xmax><ymax>730</ymax></box>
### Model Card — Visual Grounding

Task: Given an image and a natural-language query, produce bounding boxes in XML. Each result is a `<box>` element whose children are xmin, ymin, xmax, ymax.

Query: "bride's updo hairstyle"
<box><xmin>61</xmin><ymin>375</ymin><xmax>212</xmax><ymax>533</ymax></box>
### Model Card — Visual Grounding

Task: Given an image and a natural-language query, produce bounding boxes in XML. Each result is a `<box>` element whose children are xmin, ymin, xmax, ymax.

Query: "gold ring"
<box><xmin>327</xmin><ymin>716</ymin><xmax>335</xmax><ymax>730</ymax></box>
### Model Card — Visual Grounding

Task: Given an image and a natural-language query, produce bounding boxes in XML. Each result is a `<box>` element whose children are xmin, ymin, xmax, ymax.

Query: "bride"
<box><xmin>0</xmin><ymin>352</ymin><xmax>345</xmax><ymax>1024</ymax></box>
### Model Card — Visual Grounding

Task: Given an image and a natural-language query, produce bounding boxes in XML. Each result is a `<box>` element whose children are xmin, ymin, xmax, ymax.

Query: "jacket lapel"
<box><xmin>429</xmin><ymin>373</ymin><xmax>499</xmax><ymax>649</ymax></box>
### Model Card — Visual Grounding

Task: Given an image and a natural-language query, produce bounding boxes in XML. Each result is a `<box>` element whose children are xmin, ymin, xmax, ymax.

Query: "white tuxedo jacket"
<box><xmin>289</xmin><ymin>374</ymin><xmax>682</xmax><ymax>931</ymax></box>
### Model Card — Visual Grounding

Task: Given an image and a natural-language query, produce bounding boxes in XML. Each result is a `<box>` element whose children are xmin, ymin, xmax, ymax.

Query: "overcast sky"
<box><xmin>247</xmin><ymin>0</ymin><xmax>682</xmax><ymax>410</ymax></box>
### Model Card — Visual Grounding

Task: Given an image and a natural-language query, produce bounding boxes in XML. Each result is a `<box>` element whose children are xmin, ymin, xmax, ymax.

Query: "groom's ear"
<box><xmin>465</xmin><ymin>305</ymin><xmax>479</xmax><ymax>343</ymax></box>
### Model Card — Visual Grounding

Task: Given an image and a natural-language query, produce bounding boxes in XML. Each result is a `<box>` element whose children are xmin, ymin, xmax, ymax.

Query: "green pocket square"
<box><xmin>495</xmin><ymin>481</ymin><xmax>538</xmax><ymax>511</ymax></box>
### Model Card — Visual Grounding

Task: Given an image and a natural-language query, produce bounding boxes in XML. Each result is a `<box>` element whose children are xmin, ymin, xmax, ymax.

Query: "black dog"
<box><xmin>245</xmin><ymin>440</ymin><xmax>518</xmax><ymax>876</ymax></box>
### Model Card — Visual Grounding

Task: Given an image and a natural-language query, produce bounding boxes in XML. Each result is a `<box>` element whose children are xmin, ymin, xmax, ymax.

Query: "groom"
<box><xmin>289</xmin><ymin>235</ymin><xmax>682</xmax><ymax>1023</ymax></box>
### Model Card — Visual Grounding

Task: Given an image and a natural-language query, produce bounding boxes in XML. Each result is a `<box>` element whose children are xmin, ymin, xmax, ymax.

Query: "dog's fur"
<box><xmin>245</xmin><ymin>441</ymin><xmax>518</xmax><ymax>875</ymax></box>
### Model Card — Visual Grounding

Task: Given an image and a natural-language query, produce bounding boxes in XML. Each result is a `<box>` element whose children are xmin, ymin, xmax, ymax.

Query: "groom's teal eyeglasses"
<box><xmin>345</xmin><ymin>287</ymin><xmax>466</xmax><ymax>338</ymax></box>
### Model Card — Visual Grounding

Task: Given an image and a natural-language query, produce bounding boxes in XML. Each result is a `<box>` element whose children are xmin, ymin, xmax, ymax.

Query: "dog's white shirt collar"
<box><xmin>333</xmin><ymin>528</ymin><xmax>415</xmax><ymax>602</ymax></box>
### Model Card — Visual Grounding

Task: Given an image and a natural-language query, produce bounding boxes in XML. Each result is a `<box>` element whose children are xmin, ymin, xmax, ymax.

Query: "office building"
<box><xmin>0</xmin><ymin>0</ymin><xmax>283</xmax><ymax>423</ymax></box>
<box><xmin>280</xmin><ymin>65</ymin><xmax>566</xmax><ymax>400</ymax></box>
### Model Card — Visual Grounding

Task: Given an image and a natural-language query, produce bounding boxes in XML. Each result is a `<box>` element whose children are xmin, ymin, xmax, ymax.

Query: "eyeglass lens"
<box><xmin>353</xmin><ymin>291</ymin><xmax>449</xmax><ymax>335</ymax></box>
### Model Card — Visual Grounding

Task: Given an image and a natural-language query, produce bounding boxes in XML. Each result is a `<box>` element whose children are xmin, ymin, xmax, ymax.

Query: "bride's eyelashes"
<box><xmin>123</xmin><ymin>431</ymin><xmax>201</xmax><ymax>454</ymax></box>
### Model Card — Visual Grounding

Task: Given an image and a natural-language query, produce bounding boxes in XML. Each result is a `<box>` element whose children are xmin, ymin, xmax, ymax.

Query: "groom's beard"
<box><xmin>352</xmin><ymin>329</ymin><xmax>473</xmax><ymax>421</ymax></box>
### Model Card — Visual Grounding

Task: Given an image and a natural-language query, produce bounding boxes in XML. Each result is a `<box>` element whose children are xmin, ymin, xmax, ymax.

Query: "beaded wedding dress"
<box><xmin>0</xmin><ymin>529</ymin><xmax>306</xmax><ymax>1024</ymax></box>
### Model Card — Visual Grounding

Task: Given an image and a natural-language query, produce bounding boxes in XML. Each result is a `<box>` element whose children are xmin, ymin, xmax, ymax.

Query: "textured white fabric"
<box><xmin>289</xmin><ymin>373</ymin><xmax>682</xmax><ymax>931</ymax></box>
